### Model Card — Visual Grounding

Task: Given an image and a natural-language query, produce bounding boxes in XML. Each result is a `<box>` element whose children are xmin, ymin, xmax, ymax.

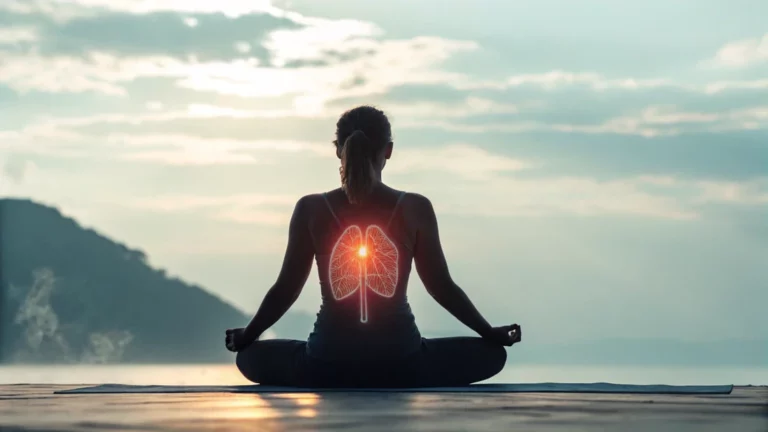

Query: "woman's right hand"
<box><xmin>485</xmin><ymin>324</ymin><xmax>522</xmax><ymax>346</ymax></box>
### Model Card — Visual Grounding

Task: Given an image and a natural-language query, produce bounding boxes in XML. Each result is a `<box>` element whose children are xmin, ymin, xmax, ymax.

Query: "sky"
<box><xmin>1</xmin><ymin>0</ymin><xmax>766</xmax><ymax>345</ymax></box>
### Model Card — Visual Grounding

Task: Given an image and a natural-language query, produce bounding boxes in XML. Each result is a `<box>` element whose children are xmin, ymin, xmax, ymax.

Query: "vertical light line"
<box><xmin>360</xmin><ymin>235</ymin><xmax>369</xmax><ymax>323</ymax></box>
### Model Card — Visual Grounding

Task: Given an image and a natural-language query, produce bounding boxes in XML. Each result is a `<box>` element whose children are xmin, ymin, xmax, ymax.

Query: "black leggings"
<box><xmin>235</xmin><ymin>337</ymin><xmax>507</xmax><ymax>388</ymax></box>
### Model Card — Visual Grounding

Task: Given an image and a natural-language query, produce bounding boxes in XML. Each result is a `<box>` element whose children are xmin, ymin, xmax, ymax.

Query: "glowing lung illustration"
<box><xmin>329</xmin><ymin>224</ymin><xmax>399</xmax><ymax>323</ymax></box>
<box><xmin>328</xmin><ymin>225</ymin><xmax>363</xmax><ymax>301</ymax></box>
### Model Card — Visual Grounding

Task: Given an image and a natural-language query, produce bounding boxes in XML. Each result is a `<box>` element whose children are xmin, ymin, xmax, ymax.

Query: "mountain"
<box><xmin>0</xmin><ymin>198</ymin><xmax>313</xmax><ymax>364</ymax></box>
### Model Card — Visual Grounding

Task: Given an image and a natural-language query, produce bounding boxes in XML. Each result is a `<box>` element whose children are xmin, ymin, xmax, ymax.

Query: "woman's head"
<box><xmin>334</xmin><ymin>106</ymin><xmax>393</xmax><ymax>204</ymax></box>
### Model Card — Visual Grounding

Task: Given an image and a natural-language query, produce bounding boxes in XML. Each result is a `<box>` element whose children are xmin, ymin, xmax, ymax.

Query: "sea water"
<box><xmin>0</xmin><ymin>364</ymin><xmax>765</xmax><ymax>386</ymax></box>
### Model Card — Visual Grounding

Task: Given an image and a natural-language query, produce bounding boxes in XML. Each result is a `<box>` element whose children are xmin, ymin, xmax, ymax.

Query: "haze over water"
<box><xmin>1</xmin><ymin>365</ymin><xmax>766</xmax><ymax>387</ymax></box>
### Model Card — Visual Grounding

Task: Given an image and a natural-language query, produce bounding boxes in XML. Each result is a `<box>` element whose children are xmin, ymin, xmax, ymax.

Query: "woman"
<box><xmin>225</xmin><ymin>106</ymin><xmax>522</xmax><ymax>388</ymax></box>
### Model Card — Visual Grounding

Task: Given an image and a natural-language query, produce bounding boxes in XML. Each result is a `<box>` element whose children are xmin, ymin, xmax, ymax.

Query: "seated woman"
<box><xmin>225</xmin><ymin>106</ymin><xmax>522</xmax><ymax>388</ymax></box>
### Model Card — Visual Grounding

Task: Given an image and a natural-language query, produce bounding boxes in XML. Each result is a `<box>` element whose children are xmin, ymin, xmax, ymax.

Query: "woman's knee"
<box><xmin>235</xmin><ymin>339</ymin><xmax>307</xmax><ymax>386</ymax></box>
<box><xmin>461</xmin><ymin>340</ymin><xmax>507</xmax><ymax>383</ymax></box>
<box><xmin>473</xmin><ymin>340</ymin><xmax>507</xmax><ymax>378</ymax></box>
<box><xmin>487</xmin><ymin>343</ymin><xmax>507</xmax><ymax>374</ymax></box>
<box><xmin>235</xmin><ymin>343</ymin><xmax>261</xmax><ymax>383</ymax></box>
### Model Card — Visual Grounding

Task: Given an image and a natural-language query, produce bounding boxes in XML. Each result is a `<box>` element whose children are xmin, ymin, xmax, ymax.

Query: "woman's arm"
<box><xmin>411</xmin><ymin>194</ymin><xmax>495</xmax><ymax>339</ymax></box>
<box><xmin>241</xmin><ymin>196</ymin><xmax>315</xmax><ymax>342</ymax></box>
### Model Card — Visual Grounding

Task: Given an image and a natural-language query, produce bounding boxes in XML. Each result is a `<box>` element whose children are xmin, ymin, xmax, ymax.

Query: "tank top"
<box><xmin>306</xmin><ymin>190</ymin><xmax>423</xmax><ymax>362</ymax></box>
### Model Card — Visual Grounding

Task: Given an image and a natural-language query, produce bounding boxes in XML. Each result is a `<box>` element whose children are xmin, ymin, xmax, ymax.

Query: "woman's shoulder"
<box><xmin>394</xmin><ymin>190</ymin><xmax>435</xmax><ymax>219</ymax></box>
<box><xmin>397</xmin><ymin>190</ymin><xmax>432</xmax><ymax>208</ymax></box>
<box><xmin>390</xmin><ymin>190</ymin><xmax>436</xmax><ymax>235</ymax></box>
<box><xmin>294</xmin><ymin>189</ymin><xmax>344</xmax><ymax>210</ymax></box>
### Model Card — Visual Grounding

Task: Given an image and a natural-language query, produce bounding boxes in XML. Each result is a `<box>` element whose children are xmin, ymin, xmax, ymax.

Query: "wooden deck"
<box><xmin>1</xmin><ymin>385</ymin><xmax>766</xmax><ymax>431</ymax></box>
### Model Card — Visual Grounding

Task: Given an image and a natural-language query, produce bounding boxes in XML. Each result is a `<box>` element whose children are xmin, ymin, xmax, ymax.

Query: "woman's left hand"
<box><xmin>225</xmin><ymin>328</ymin><xmax>253</xmax><ymax>352</ymax></box>
<box><xmin>484</xmin><ymin>324</ymin><xmax>522</xmax><ymax>347</ymax></box>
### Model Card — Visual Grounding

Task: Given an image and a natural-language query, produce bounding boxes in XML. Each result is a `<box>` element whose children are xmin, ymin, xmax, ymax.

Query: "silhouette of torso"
<box><xmin>307</xmin><ymin>188</ymin><xmax>422</xmax><ymax>362</ymax></box>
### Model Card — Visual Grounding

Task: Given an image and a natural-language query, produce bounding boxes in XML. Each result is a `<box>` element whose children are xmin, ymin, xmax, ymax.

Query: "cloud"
<box><xmin>127</xmin><ymin>193</ymin><xmax>297</xmax><ymax>226</ymax></box>
<box><xmin>388</xmin><ymin>146</ymin><xmax>768</xmax><ymax>220</ymax></box>
<box><xmin>2</xmin><ymin>0</ymin><xmax>767</xmax><ymax>134</ymax></box>
<box><xmin>178</xmin><ymin>36</ymin><xmax>476</xmax><ymax>105</ymax></box>
<box><xmin>4</xmin><ymin>43</ymin><xmax>753</xmax><ymax>102</ymax></box>
<box><xmin>0</xmin><ymin>0</ymin><xmax>281</xmax><ymax>20</ymax></box>
<box><xmin>452</xmin><ymin>176</ymin><xmax>699</xmax><ymax>220</ymax></box>
<box><xmin>704</xmin><ymin>78</ymin><xmax>768</xmax><ymax>94</ymax></box>
<box><xmin>424</xmin><ymin>174</ymin><xmax>768</xmax><ymax>221</ymax></box>
<box><xmin>212</xmin><ymin>208</ymin><xmax>290</xmax><ymax>225</ymax></box>
<box><xmin>693</xmin><ymin>178</ymin><xmax>768</xmax><ymax>206</ymax></box>
<box><xmin>0</xmin><ymin>0</ymin><xmax>475</xmax><ymax>102</ymax></box>
<box><xmin>120</xmin><ymin>149</ymin><xmax>258</xmax><ymax>165</ymax></box>
<box><xmin>388</xmin><ymin>97</ymin><xmax>522</xmax><ymax>123</ymax></box>
<box><xmin>182</xmin><ymin>103</ymin><xmax>320</xmax><ymax>119</ymax></box>
<box><xmin>262</xmin><ymin>16</ymin><xmax>381</xmax><ymax>67</ymax></box>
<box><xmin>106</xmin><ymin>134</ymin><xmax>331</xmax><ymax>165</ymax></box>
<box><xmin>0</xmin><ymin>123</ymin><xmax>90</xmax><ymax>158</ymax></box>
<box><xmin>0</xmin><ymin>51</ymin><xmax>192</xmax><ymax>95</ymax></box>
<box><xmin>16</xmin><ymin>104</ymin><xmax>310</xmax><ymax>131</ymax></box>
<box><xmin>25</xmin><ymin>96</ymin><xmax>521</xmax><ymax>129</ymax></box>
<box><xmin>0</xmin><ymin>0</ymin><xmax>92</xmax><ymax>22</ymax></box>
<box><xmin>390</xmin><ymin>144</ymin><xmax>530</xmax><ymax>180</ymax></box>
<box><xmin>0</xmin><ymin>37</ymin><xmax>474</xmax><ymax>105</ymax></box>
<box><xmin>451</xmin><ymin>70</ymin><xmax>768</xmax><ymax>110</ymax></box>
<box><xmin>116</xmin><ymin>141</ymin><xmax>700</xmax><ymax>222</ymax></box>
<box><xmin>128</xmin><ymin>194</ymin><xmax>297</xmax><ymax>212</ymax></box>
<box><xmin>706</xmin><ymin>33</ymin><xmax>768</xmax><ymax>68</ymax></box>
<box><xmin>459</xmin><ymin>70</ymin><xmax>681</xmax><ymax>92</ymax></box>
<box><xmin>555</xmin><ymin>105</ymin><xmax>768</xmax><ymax>137</ymax></box>
<box><xmin>404</xmin><ymin>104</ymin><xmax>768</xmax><ymax>137</ymax></box>
<box><xmin>0</xmin><ymin>26</ymin><xmax>38</xmax><ymax>45</ymax></box>
<box><xmin>29</xmin><ymin>9</ymin><xmax>300</xmax><ymax>62</ymax></box>
<box><xmin>2</xmin><ymin>110</ymin><xmax>338</xmax><ymax>164</ymax></box>
<box><xmin>5</xmin><ymin>100</ymin><xmax>765</xmax><ymax>166</ymax></box>
<box><xmin>118</xmin><ymin>142</ymin><xmax>768</xmax><ymax>225</ymax></box>
<box><xmin>0</xmin><ymin>96</ymin><xmax>524</xmax><ymax>161</ymax></box>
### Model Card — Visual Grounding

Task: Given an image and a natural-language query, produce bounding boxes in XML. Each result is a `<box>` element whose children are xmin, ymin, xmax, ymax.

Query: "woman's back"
<box><xmin>306</xmin><ymin>186</ymin><xmax>422</xmax><ymax>361</ymax></box>
<box><xmin>227</xmin><ymin>105</ymin><xmax>520</xmax><ymax>388</ymax></box>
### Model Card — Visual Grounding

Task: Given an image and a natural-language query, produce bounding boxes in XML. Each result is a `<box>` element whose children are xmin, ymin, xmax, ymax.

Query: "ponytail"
<box><xmin>340</xmin><ymin>130</ymin><xmax>376</xmax><ymax>204</ymax></box>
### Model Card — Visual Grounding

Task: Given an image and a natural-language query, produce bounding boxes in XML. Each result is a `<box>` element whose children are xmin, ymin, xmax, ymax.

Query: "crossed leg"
<box><xmin>235</xmin><ymin>337</ymin><xmax>507</xmax><ymax>388</ymax></box>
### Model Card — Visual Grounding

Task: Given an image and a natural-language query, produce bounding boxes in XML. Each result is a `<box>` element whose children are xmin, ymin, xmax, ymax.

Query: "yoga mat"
<box><xmin>56</xmin><ymin>383</ymin><xmax>734</xmax><ymax>395</ymax></box>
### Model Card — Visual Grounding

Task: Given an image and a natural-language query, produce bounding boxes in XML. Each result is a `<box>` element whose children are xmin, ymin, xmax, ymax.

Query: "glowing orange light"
<box><xmin>358</xmin><ymin>246</ymin><xmax>367</xmax><ymax>257</ymax></box>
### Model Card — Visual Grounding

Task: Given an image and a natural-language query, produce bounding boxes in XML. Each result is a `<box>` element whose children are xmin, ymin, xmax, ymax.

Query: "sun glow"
<box><xmin>358</xmin><ymin>246</ymin><xmax>368</xmax><ymax>257</ymax></box>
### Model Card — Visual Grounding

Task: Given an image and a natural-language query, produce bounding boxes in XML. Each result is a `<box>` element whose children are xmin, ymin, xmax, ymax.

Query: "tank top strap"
<box><xmin>322</xmin><ymin>192</ymin><xmax>342</xmax><ymax>228</ymax></box>
<box><xmin>387</xmin><ymin>191</ymin><xmax>406</xmax><ymax>229</ymax></box>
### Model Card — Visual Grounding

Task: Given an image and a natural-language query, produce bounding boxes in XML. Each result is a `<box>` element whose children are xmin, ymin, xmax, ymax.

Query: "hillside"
<box><xmin>0</xmin><ymin>198</ymin><xmax>311</xmax><ymax>364</ymax></box>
